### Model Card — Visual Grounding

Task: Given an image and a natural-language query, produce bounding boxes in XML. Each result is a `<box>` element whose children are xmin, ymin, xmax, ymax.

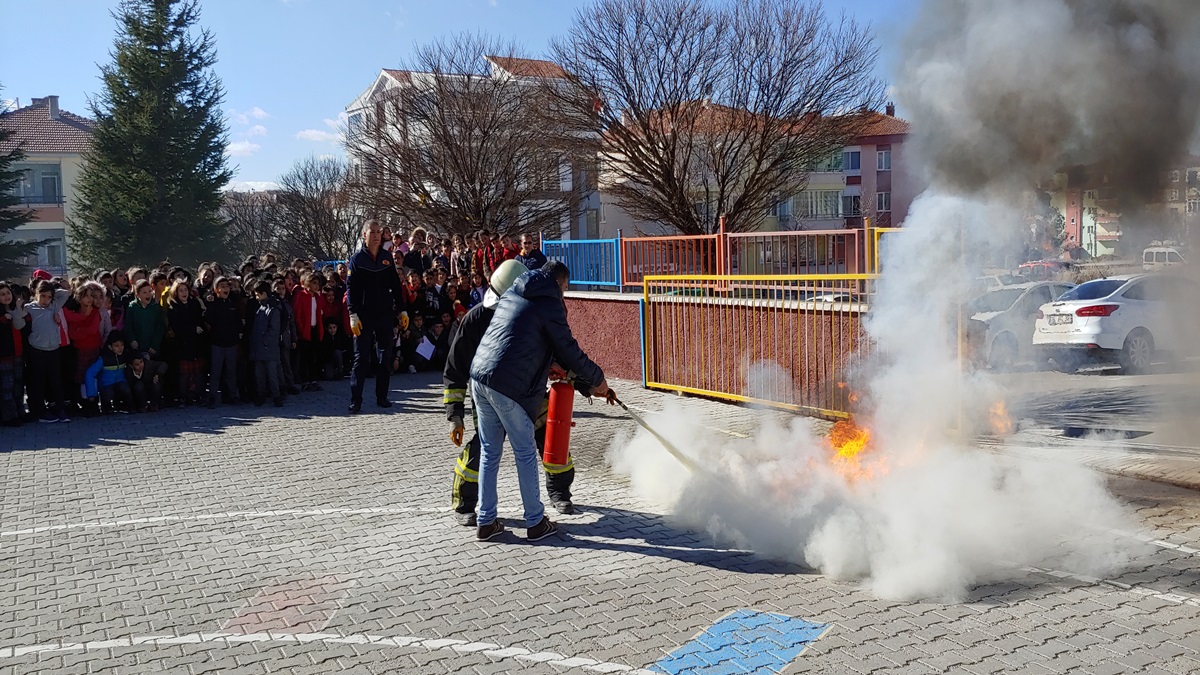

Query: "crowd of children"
<box><xmin>0</xmin><ymin>227</ymin><xmax>546</xmax><ymax>425</ymax></box>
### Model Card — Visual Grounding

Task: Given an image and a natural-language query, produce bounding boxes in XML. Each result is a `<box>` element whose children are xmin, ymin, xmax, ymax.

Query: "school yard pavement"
<box><xmin>3</xmin><ymin>372</ymin><xmax>1200</xmax><ymax>674</ymax></box>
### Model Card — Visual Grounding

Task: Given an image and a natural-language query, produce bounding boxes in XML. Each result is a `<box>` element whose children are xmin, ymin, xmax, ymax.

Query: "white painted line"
<box><xmin>0</xmin><ymin>632</ymin><xmax>658</xmax><ymax>674</ymax></box>
<box><xmin>1000</xmin><ymin>558</ymin><xmax>1200</xmax><ymax>607</ymax></box>
<box><xmin>0</xmin><ymin>507</ymin><xmax>444</xmax><ymax>538</ymax></box>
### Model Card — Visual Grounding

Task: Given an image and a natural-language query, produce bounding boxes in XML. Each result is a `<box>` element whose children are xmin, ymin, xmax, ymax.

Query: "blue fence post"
<box><xmin>638</xmin><ymin>297</ymin><xmax>647</xmax><ymax>387</ymax></box>
<box><xmin>616</xmin><ymin>228</ymin><xmax>624</xmax><ymax>295</ymax></box>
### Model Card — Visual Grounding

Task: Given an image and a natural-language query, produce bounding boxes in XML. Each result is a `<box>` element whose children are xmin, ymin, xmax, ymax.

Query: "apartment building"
<box><xmin>345</xmin><ymin>56</ymin><xmax>593</xmax><ymax>239</ymax></box>
<box><xmin>599</xmin><ymin>105</ymin><xmax>912</xmax><ymax>238</ymax></box>
<box><xmin>0</xmin><ymin>95</ymin><xmax>94</xmax><ymax>276</ymax></box>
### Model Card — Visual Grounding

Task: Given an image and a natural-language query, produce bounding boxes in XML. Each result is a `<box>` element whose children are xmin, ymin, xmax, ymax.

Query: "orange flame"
<box><xmin>989</xmin><ymin>400</ymin><xmax>1014</xmax><ymax>436</ymax></box>
<box><xmin>826</xmin><ymin>419</ymin><xmax>887</xmax><ymax>482</ymax></box>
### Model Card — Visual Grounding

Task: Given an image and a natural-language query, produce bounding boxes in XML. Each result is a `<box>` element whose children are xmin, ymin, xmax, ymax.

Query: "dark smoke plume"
<box><xmin>899</xmin><ymin>0</ymin><xmax>1200</xmax><ymax>202</ymax></box>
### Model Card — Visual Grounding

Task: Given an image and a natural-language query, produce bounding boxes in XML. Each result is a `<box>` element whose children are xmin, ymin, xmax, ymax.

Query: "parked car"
<box><xmin>1032</xmin><ymin>274</ymin><xmax>1200</xmax><ymax>373</ymax></box>
<box><xmin>1018</xmin><ymin>259</ymin><xmax>1074</xmax><ymax>281</ymax></box>
<box><xmin>1142</xmin><ymin>245</ymin><xmax>1186</xmax><ymax>271</ymax></box>
<box><xmin>968</xmin><ymin>281</ymin><xmax>1076</xmax><ymax>370</ymax></box>
<box><xmin>972</xmin><ymin>274</ymin><xmax>1029</xmax><ymax>295</ymax></box>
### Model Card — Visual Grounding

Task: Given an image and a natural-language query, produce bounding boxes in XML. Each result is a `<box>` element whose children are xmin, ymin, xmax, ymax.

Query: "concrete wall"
<box><xmin>563</xmin><ymin>292</ymin><xmax>643</xmax><ymax>382</ymax></box>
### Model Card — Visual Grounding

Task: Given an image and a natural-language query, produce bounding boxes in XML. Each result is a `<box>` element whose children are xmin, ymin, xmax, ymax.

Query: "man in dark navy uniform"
<box><xmin>346</xmin><ymin>219</ymin><xmax>406</xmax><ymax>414</ymax></box>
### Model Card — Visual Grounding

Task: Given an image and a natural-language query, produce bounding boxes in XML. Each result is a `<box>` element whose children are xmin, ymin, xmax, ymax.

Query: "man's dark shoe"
<box><xmin>455</xmin><ymin>512</ymin><xmax>478</xmax><ymax>527</ymax></box>
<box><xmin>376</xmin><ymin>398</ymin><xmax>393</xmax><ymax>409</ymax></box>
<box><xmin>551</xmin><ymin>500</ymin><xmax>575</xmax><ymax>515</ymax></box>
<box><xmin>477</xmin><ymin>520</ymin><xmax>505</xmax><ymax>541</ymax></box>
<box><xmin>526</xmin><ymin>516</ymin><xmax>558</xmax><ymax>542</ymax></box>
<box><xmin>348</xmin><ymin>402</ymin><xmax>362</xmax><ymax>414</ymax></box>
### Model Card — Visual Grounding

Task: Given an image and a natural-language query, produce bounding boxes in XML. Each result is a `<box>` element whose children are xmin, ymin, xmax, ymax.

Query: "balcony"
<box><xmin>14</xmin><ymin>194</ymin><xmax>65</xmax><ymax>206</ymax></box>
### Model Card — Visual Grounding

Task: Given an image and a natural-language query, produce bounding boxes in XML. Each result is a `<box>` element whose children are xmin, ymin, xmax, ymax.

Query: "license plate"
<box><xmin>1048</xmin><ymin>314</ymin><xmax>1073</xmax><ymax>326</ymax></box>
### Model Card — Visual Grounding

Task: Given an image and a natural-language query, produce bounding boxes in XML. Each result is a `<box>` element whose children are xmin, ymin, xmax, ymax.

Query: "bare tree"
<box><xmin>346</xmin><ymin>33</ymin><xmax>587</xmax><ymax>238</ymax></box>
<box><xmin>276</xmin><ymin>155</ymin><xmax>357</xmax><ymax>261</ymax></box>
<box><xmin>222</xmin><ymin>189</ymin><xmax>281</xmax><ymax>263</ymax></box>
<box><xmin>547</xmin><ymin>0</ymin><xmax>885</xmax><ymax>235</ymax></box>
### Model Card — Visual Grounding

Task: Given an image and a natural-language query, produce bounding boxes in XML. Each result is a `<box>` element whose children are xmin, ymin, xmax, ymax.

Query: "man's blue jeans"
<box><xmin>471</xmin><ymin>380</ymin><xmax>544</xmax><ymax>528</ymax></box>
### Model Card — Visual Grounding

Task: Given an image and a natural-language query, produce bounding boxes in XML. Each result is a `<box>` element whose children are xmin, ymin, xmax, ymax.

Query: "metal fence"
<box><xmin>543</xmin><ymin>238</ymin><xmax>621</xmax><ymax>287</ymax></box>
<box><xmin>728</xmin><ymin>229</ymin><xmax>864</xmax><ymax>276</ymax></box>
<box><xmin>642</xmin><ymin>274</ymin><xmax>876</xmax><ymax>419</ymax></box>
<box><xmin>621</xmin><ymin>234</ymin><xmax>724</xmax><ymax>286</ymax></box>
<box><xmin>544</xmin><ymin>226</ymin><xmax>885</xmax><ymax>291</ymax></box>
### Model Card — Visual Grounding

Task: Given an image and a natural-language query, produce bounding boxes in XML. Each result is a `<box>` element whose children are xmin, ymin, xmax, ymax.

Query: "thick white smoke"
<box><xmin>603</xmin><ymin>0</ymin><xmax>1200</xmax><ymax>601</ymax></box>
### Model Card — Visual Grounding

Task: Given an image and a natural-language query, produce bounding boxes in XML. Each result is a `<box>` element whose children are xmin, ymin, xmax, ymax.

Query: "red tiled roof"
<box><xmin>0</xmin><ymin>98</ymin><xmax>94</xmax><ymax>154</ymax></box>
<box><xmin>857</xmin><ymin>112</ymin><xmax>910</xmax><ymax>138</ymax></box>
<box><xmin>486</xmin><ymin>55</ymin><xmax>568</xmax><ymax>79</ymax></box>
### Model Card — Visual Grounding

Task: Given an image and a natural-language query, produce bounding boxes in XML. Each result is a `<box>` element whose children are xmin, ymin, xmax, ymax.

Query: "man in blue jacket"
<box><xmin>469</xmin><ymin>261</ymin><xmax>608</xmax><ymax>542</ymax></box>
<box><xmin>346</xmin><ymin>219</ymin><xmax>406</xmax><ymax>414</ymax></box>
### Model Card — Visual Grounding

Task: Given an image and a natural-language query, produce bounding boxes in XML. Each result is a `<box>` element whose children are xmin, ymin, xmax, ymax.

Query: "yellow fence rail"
<box><xmin>642</xmin><ymin>274</ymin><xmax>878</xmax><ymax>419</ymax></box>
<box><xmin>868</xmin><ymin>227</ymin><xmax>903</xmax><ymax>274</ymax></box>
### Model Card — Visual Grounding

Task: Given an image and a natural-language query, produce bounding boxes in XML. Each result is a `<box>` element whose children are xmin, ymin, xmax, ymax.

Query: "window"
<box><xmin>1170</xmin><ymin>171</ymin><xmax>1181</xmax><ymax>183</ymax></box>
<box><xmin>1085</xmin><ymin>190</ymin><xmax>1097</xmax><ymax>200</ymax></box>
<box><xmin>800</xmin><ymin>191</ymin><xmax>841</xmax><ymax>219</ymax></box>
<box><xmin>1019</xmin><ymin>286</ymin><xmax>1053</xmax><ymax>315</ymax></box>
<box><xmin>40</xmin><ymin>174</ymin><xmax>58</xmax><ymax>201</ymax></box>
<box><xmin>876</xmin><ymin>191</ymin><xmax>892</xmax><ymax>213</ymax></box>
<box><xmin>45</xmin><ymin>242</ymin><xmax>65</xmax><ymax>268</ymax></box>
<box><xmin>599</xmin><ymin>202</ymin><xmax>606</xmax><ymax>223</ymax></box>
<box><xmin>585</xmin><ymin>209</ymin><xmax>599</xmax><ymax>239</ymax></box>
<box><xmin>841</xmin><ymin>195</ymin><xmax>861</xmax><ymax>216</ymax></box>
<box><xmin>770</xmin><ymin>195</ymin><xmax>792</xmax><ymax>218</ymax></box>
<box><xmin>1167</xmin><ymin>189</ymin><xmax>1180</xmax><ymax>201</ymax></box>
<box><xmin>1168</xmin><ymin>251</ymin><xmax>1185</xmax><ymax>263</ymax></box>
<box><xmin>842</xmin><ymin>151</ymin><xmax>861</xmax><ymax>172</ymax></box>
<box><xmin>877</xmin><ymin>150</ymin><xmax>891</xmax><ymax>171</ymax></box>
<box><xmin>810</xmin><ymin>151</ymin><xmax>843</xmax><ymax>172</ymax></box>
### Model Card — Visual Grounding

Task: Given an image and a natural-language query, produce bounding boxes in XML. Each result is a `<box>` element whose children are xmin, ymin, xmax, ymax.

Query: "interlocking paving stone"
<box><xmin>1</xmin><ymin>373</ymin><xmax>1200</xmax><ymax>673</ymax></box>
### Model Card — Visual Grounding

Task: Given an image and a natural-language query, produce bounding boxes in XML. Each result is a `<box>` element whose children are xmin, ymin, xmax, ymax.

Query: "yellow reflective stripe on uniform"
<box><xmin>542</xmin><ymin>455</ymin><xmax>574</xmax><ymax>474</ymax></box>
<box><xmin>456</xmin><ymin>459</ymin><xmax>479</xmax><ymax>481</ymax></box>
<box><xmin>443</xmin><ymin>388</ymin><xmax>466</xmax><ymax>404</ymax></box>
<box><xmin>455</xmin><ymin>445</ymin><xmax>478</xmax><ymax>481</ymax></box>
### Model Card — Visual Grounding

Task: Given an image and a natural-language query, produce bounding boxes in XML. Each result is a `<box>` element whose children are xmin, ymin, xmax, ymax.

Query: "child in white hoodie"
<box><xmin>25</xmin><ymin>280</ymin><xmax>72</xmax><ymax>423</ymax></box>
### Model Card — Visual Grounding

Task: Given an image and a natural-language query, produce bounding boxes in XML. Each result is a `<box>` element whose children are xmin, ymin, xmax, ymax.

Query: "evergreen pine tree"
<box><xmin>69</xmin><ymin>0</ymin><xmax>231</xmax><ymax>270</ymax></box>
<box><xmin>0</xmin><ymin>125</ymin><xmax>40</xmax><ymax>280</ymax></box>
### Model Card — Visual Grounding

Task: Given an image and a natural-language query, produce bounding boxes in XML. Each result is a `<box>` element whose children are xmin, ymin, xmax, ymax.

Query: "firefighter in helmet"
<box><xmin>443</xmin><ymin>260</ymin><xmax>594</xmax><ymax>526</ymax></box>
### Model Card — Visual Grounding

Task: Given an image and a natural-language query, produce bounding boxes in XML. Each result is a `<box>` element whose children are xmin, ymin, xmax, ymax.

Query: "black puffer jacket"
<box><xmin>470</xmin><ymin>269</ymin><xmax>603</xmax><ymax>421</ymax></box>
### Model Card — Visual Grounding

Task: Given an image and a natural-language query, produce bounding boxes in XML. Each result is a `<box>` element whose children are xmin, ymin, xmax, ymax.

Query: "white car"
<box><xmin>1033</xmin><ymin>274</ymin><xmax>1200</xmax><ymax>373</ymax></box>
<box><xmin>969</xmin><ymin>281</ymin><xmax>1075</xmax><ymax>370</ymax></box>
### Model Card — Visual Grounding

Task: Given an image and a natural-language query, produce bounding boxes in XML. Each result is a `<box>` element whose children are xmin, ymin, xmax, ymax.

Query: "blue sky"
<box><xmin>0</xmin><ymin>0</ymin><xmax>916</xmax><ymax>189</ymax></box>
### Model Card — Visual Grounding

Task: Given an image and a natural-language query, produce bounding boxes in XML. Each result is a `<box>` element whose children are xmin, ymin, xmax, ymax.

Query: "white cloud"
<box><xmin>247</xmin><ymin>124</ymin><xmax>268</xmax><ymax>137</ymax></box>
<box><xmin>227</xmin><ymin>181</ymin><xmax>281</xmax><ymax>192</ymax></box>
<box><xmin>230</xmin><ymin>106</ymin><xmax>270</xmax><ymax>126</ymax></box>
<box><xmin>325</xmin><ymin>113</ymin><xmax>348</xmax><ymax>130</ymax></box>
<box><xmin>297</xmin><ymin>128</ymin><xmax>341</xmax><ymax>143</ymax></box>
<box><xmin>227</xmin><ymin>140</ymin><xmax>262</xmax><ymax>157</ymax></box>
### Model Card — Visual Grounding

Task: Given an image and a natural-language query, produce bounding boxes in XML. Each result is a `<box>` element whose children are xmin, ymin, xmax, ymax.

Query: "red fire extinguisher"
<box><xmin>543</xmin><ymin>381</ymin><xmax>576</xmax><ymax>466</ymax></box>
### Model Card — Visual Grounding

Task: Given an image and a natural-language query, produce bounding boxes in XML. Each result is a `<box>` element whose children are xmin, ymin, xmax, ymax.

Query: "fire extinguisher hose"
<box><xmin>607</xmin><ymin>394</ymin><xmax>703</xmax><ymax>474</ymax></box>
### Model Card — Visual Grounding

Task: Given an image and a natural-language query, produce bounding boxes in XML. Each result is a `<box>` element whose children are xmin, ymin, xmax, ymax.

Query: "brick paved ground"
<box><xmin>3</xmin><ymin>373</ymin><xmax>1200</xmax><ymax>674</ymax></box>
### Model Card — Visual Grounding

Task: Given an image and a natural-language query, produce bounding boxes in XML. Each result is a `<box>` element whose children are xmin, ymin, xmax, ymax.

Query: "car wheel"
<box><xmin>988</xmin><ymin>334</ymin><xmax>1018</xmax><ymax>372</ymax></box>
<box><xmin>1119</xmin><ymin>329</ymin><xmax>1154</xmax><ymax>374</ymax></box>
